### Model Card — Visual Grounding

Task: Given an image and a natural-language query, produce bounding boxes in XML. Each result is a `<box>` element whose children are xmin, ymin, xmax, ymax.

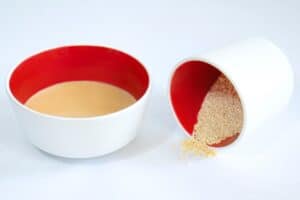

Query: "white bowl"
<box><xmin>169</xmin><ymin>38</ymin><xmax>294</xmax><ymax>150</ymax></box>
<box><xmin>6</xmin><ymin>45</ymin><xmax>151</xmax><ymax>158</ymax></box>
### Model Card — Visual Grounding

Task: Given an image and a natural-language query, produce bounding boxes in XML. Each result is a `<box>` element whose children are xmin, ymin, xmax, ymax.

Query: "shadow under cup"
<box><xmin>8</xmin><ymin>46</ymin><xmax>150</xmax><ymax>158</ymax></box>
<box><xmin>9</xmin><ymin>46</ymin><xmax>149</xmax><ymax>106</ymax></box>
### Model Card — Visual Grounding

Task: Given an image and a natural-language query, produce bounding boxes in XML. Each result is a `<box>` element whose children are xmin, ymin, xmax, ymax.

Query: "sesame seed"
<box><xmin>181</xmin><ymin>74</ymin><xmax>244</xmax><ymax>157</ymax></box>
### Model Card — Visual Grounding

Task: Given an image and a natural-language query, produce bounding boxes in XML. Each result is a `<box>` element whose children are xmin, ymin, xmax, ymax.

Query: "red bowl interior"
<box><xmin>9</xmin><ymin>46</ymin><xmax>149</xmax><ymax>104</ymax></box>
<box><xmin>170</xmin><ymin>60</ymin><xmax>239</xmax><ymax>147</ymax></box>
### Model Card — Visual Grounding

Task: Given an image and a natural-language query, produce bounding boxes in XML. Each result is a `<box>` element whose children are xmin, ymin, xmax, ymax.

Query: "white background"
<box><xmin>0</xmin><ymin>0</ymin><xmax>300</xmax><ymax>199</ymax></box>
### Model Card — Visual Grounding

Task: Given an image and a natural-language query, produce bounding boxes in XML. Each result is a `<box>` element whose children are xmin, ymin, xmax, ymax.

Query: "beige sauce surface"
<box><xmin>25</xmin><ymin>81</ymin><xmax>136</xmax><ymax>117</ymax></box>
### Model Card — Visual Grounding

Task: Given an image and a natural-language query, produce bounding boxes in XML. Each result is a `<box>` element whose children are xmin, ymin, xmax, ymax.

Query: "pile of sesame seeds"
<box><xmin>182</xmin><ymin>74</ymin><xmax>243</xmax><ymax>157</ymax></box>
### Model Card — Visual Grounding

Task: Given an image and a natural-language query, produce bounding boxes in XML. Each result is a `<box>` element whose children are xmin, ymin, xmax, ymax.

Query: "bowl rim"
<box><xmin>6</xmin><ymin>44</ymin><xmax>151</xmax><ymax>121</ymax></box>
<box><xmin>168</xmin><ymin>57</ymin><xmax>247</xmax><ymax>150</ymax></box>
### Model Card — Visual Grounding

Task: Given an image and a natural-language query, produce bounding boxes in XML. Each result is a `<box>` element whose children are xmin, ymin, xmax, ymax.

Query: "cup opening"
<box><xmin>170</xmin><ymin>60</ymin><xmax>244</xmax><ymax>147</ymax></box>
<box><xmin>9</xmin><ymin>46</ymin><xmax>150</xmax><ymax>112</ymax></box>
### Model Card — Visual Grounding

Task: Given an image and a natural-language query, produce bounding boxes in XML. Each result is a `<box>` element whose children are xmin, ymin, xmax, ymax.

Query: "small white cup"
<box><xmin>169</xmin><ymin>38</ymin><xmax>294</xmax><ymax>148</ymax></box>
<box><xmin>7</xmin><ymin>45</ymin><xmax>151</xmax><ymax>158</ymax></box>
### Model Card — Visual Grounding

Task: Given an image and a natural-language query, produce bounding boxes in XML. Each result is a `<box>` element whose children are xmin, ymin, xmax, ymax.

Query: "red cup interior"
<box><xmin>9</xmin><ymin>46</ymin><xmax>149</xmax><ymax>105</ymax></box>
<box><xmin>170</xmin><ymin>60</ymin><xmax>240</xmax><ymax>147</ymax></box>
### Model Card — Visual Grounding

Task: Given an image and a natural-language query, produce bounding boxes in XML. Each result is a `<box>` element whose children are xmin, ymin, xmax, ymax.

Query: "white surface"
<box><xmin>0</xmin><ymin>0</ymin><xmax>299</xmax><ymax>199</ymax></box>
